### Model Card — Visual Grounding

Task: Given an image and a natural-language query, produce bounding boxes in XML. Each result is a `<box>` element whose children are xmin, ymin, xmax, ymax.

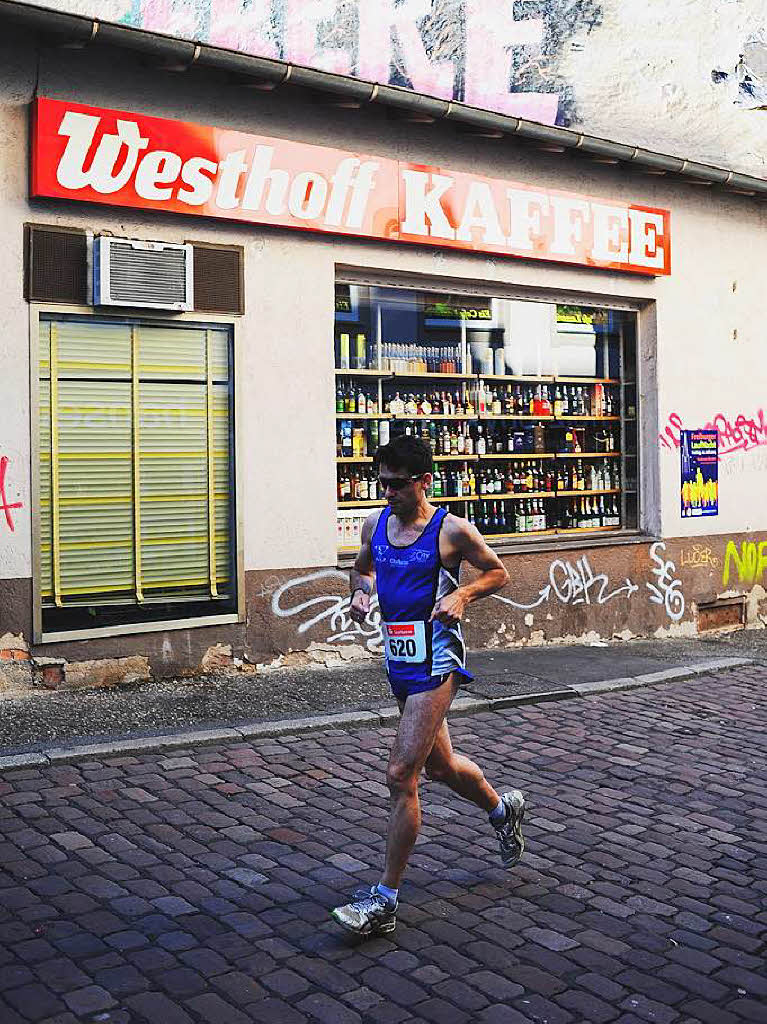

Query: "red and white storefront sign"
<box><xmin>32</xmin><ymin>97</ymin><xmax>671</xmax><ymax>275</ymax></box>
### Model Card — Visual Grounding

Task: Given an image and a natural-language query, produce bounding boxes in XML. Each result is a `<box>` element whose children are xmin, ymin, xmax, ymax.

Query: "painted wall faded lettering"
<box><xmin>19</xmin><ymin>1</ymin><xmax>767</xmax><ymax>180</ymax></box>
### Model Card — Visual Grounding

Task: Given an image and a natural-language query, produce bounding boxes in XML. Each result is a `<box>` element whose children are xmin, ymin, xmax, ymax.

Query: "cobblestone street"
<box><xmin>0</xmin><ymin>669</ymin><xmax>765</xmax><ymax>1024</ymax></box>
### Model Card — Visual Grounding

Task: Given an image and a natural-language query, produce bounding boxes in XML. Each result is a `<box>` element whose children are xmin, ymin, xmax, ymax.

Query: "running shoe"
<box><xmin>493</xmin><ymin>789</ymin><xmax>526</xmax><ymax>868</ymax></box>
<box><xmin>331</xmin><ymin>886</ymin><xmax>397</xmax><ymax>937</ymax></box>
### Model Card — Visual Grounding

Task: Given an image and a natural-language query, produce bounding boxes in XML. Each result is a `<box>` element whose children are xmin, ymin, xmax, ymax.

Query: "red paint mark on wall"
<box><xmin>0</xmin><ymin>456</ymin><xmax>23</xmax><ymax>532</ymax></box>
<box><xmin>660</xmin><ymin>409</ymin><xmax>767</xmax><ymax>456</ymax></box>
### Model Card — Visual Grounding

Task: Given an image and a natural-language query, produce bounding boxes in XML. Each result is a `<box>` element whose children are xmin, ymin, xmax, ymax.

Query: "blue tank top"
<box><xmin>372</xmin><ymin>506</ymin><xmax>466</xmax><ymax>687</ymax></box>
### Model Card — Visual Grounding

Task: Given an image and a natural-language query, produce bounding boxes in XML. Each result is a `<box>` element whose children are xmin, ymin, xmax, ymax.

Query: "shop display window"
<box><xmin>334</xmin><ymin>284</ymin><xmax>639</xmax><ymax>553</ymax></box>
<box><xmin>37</xmin><ymin>314</ymin><xmax>237</xmax><ymax>634</ymax></box>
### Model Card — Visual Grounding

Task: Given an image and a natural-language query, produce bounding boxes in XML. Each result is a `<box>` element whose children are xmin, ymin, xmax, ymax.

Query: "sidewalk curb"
<box><xmin>0</xmin><ymin>657</ymin><xmax>751</xmax><ymax>770</ymax></box>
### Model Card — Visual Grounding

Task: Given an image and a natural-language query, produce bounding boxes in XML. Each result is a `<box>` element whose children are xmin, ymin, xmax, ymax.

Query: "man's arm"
<box><xmin>349</xmin><ymin>511</ymin><xmax>379</xmax><ymax>624</ymax></box>
<box><xmin>430</xmin><ymin>517</ymin><xmax>509</xmax><ymax>625</ymax></box>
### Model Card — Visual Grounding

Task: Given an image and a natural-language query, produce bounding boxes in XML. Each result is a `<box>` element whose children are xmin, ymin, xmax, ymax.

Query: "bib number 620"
<box><xmin>383</xmin><ymin>621</ymin><xmax>426</xmax><ymax>663</ymax></box>
<box><xmin>388</xmin><ymin>637</ymin><xmax>417</xmax><ymax>658</ymax></box>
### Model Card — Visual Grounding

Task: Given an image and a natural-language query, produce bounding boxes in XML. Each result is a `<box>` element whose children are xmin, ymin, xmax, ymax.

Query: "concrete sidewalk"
<box><xmin>0</xmin><ymin>631</ymin><xmax>762</xmax><ymax>767</ymax></box>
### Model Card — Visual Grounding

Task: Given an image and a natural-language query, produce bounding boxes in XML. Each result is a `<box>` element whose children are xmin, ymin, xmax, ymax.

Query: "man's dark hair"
<box><xmin>377</xmin><ymin>434</ymin><xmax>433</xmax><ymax>476</ymax></box>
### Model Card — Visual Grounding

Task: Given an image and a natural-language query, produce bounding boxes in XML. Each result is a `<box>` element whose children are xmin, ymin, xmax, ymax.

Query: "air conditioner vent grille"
<box><xmin>95</xmin><ymin>238</ymin><xmax>193</xmax><ymax>310</ymax></box>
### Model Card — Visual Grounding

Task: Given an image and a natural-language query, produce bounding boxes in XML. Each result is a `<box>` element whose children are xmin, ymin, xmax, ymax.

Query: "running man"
<box><xmin>331</xmin><ymin>434</ymin><xmax>526</xmax><ymax>938</ymax></box>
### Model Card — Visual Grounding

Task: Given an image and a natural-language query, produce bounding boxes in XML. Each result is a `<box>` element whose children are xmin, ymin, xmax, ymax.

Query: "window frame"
<box><xmin>30</xmin><ymin>303</ymin><xmax>245</xmax><ymax>644</ymax></box>
<box><xmin>333</xmin><ymin>268</ymin><xmax>657</xmax><ymax>557</ymax></box>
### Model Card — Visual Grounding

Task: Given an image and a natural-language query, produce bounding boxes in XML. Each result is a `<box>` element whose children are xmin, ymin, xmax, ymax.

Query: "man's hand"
<box><xmin>350</xmin><ymin>589</ymin><xmax>371</xmax><ymax>624</ymax></box>
<box><xmin>430</xmin><ymin>588</ymin><xmax>469</xmax><ymax>626</ymax></box>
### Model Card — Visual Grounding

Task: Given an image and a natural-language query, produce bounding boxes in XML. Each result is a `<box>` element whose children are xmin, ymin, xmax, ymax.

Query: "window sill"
<box><xmin>38</xmin><ymin>612</ymin><xmax>241</xmax><ymax>645</ymax></box>
<box><xmin>336</xmin><ymin>531</ymin><xmax>656</xmax><ymax>568</ymax></box>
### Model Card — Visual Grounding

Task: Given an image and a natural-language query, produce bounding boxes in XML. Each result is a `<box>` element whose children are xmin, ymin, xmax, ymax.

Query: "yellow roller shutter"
<box><xmin>40</xmin><ymin>317</ymin><xmax>233</xmax><ymax>612</ymax></box>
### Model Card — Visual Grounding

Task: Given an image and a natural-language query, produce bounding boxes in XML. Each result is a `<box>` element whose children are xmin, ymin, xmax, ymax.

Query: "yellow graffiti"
<box><xmin>680</xmin><ymin>544</ymin><xmax>719</xmax><ymax>570</ymax></box>
<box><xmin>722</xmin><ymin>540</ymin><xmax>767</xmax><ymax>586</ymax></box>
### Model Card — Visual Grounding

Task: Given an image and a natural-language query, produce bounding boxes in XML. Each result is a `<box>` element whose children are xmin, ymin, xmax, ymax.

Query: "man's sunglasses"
<box><xmin>378</xmin><ymin>474</ymin><xmax>424</xmax><ymax>491</ymax></box>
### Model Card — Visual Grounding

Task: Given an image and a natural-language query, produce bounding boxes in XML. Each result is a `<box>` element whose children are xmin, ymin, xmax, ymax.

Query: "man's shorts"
<box><xmin>387</xmin><ymin>665</ymin><xmax>474</xmax><ymax>703</ymax></box>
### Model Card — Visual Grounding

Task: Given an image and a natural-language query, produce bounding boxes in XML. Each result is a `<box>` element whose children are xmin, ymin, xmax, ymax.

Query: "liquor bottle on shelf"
<box><xmin>336</xmin><ymin>382</ymin><xmax>345</xmax><ymax>413</ymax></box>
<box><xmin>476</xmin><ymin>425</ymin><xmax>486</xmax><ymax>456</ymax></box>
<box><xmin>352</xmin><ymin>333</ymin><xmax>367</xmax><ymax>370</ymax></box>
<box><xmin>368</xmin><ymin>420</ymin><xmax>379</xmax><ymax>452</ymax></box>
<box><xmin>339</xmin><ymin>332</ymin><xmax>350</xmax><ymax>369</ymax></box>
<box><xmin>352</xmin><ymin>428</ymin><xmax>366</xmax><ymax>458</ymax></box>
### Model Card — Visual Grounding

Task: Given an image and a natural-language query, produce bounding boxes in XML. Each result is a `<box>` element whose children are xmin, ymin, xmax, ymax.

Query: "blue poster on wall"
<box><xmin>680</xmin><ymin>430</ymin><xmax>718</xmax><ymax>517</ymax></box>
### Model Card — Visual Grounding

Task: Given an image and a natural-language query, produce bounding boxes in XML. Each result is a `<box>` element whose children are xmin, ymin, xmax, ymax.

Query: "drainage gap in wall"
<box><xmin>697</xmin><ymin>597</ymin><xmax>746</xmax><ymax>632</ymax></box>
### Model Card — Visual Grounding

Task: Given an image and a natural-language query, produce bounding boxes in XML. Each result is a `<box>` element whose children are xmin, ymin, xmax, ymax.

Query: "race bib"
<box><xmin>383</xmin><ymin>621</ymin><xmax>427</xmax><ymax>663</ymax></box>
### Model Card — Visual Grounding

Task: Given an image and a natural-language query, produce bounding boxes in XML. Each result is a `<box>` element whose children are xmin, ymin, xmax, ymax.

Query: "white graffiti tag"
<box><xmin>646</xmin><ymin>542</ymin><xmax>685</xmax><ymax>622</ymax></box>
<box><xmin>492</xmin><ymin>554</ymin><xmax>638</xmax><ymax>610</ymax></box>
<box><xmin>271</xmin><ymin>569</ymin><xmax>383</xmax><ymax>650</ymax></box>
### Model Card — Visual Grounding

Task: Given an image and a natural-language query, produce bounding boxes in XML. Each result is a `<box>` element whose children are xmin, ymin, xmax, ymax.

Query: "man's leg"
<box><xmin>424</xmin><ymin>715</ymin><xmax>499</xmax><ymax>811</ymax></box>
<box><xmin>424</xmin><ymin>691</ymin><xmax>526</xmax><ymax>871</ymax></box>
<box><xmin>380</xmin><ymin>674</ymin><xmax>459</xmax><ymax>889</ymax></box>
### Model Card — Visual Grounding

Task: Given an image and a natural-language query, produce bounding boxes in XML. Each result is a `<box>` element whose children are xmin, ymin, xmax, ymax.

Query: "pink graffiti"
<box><xmin>129</xmin><ymin>0</ymin><xmax>560</xmax><ymax>126</ymax></box>
<box><xmin>659</xmin><ymin>409</ymin><xmax>767</xmax><ymax>456</ymax></box>
<box><xmin>0</xmin><ymin>456</ymin><xmax>23</xmax><ymax>532</ymax></box>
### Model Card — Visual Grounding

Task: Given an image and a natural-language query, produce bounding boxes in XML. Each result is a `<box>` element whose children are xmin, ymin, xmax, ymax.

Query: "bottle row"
<box><xmin>336</xmin><ymin>418</ymin><xmax>619</xmax><ymax>459</ymax></box>
<box><xmin>464</xmin><ymin>381</ymin><xmax>618</xmax><ymax>418</ymax></box>
<box><xmin>335</xmin><ymin>332</ymin><xmax>373</xmax><ymax>370</ymax></box>
<box><xmin>335</xmin><ymin>380</ymin><xmax>621</xmax><ymax>419</ymax></box>
<box><xmin>336</xmin><ymin>494</ymin><xmax>623</xmax><ymax>546</ymax></box>
<box><xmin>380</xmin><ymin>343</ymin><xmax>462</xmax><ymax>374</ymax></box>
<box><xmin>337</xmin><ymin>463</ymin><xmax>620</xmax><ymax>502</ymax></box>
<box><xmin>470</xmin><ymin>460</ymin><xmax>620</xmax><ymax>495</ymax></box>
<box><xmin>472</xmin><ymin>496</ymin><xmax>621</xmax><ymax>534</ymax></box>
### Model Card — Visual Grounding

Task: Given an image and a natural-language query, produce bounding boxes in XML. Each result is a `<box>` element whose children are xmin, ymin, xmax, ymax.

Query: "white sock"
<box><xmin>489</xmin><ymin>798</ymin><xmax>506</xmax><ymax>826</ymax></box>
<box><xmin>375</xmin><ymin>883</ymin><xmax>398</xmax><ymax>906</ymax></box>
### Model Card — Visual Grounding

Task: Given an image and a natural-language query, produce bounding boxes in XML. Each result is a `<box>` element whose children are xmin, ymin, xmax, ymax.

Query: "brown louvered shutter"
<box><xmin>192</xmin><ymin>244</ymin><xmax>244</xmax><ymax>314</ymax></box>
<box><xmin>26</xmin><ymin>225</ymin><xmax>88</xmax><ymax>304</ymax></box>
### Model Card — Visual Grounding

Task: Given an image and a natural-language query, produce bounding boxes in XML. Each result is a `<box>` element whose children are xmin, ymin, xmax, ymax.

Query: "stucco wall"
<box><xmin>0</xmin><ymin>27</ymin><xmax>766</xmax><ymax>666</ymax></box>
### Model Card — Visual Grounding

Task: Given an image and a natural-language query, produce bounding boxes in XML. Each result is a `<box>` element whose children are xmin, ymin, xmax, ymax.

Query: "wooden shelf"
<box><xmin>483</xmin><ymin>529</ymin><xmax>557</xmax><ymax>539</ymax></box>
<box><xmin>556</xmin><ymin>489</ymin><xmax>621</xmax><ymax>497</ymax></box>
<box><xmin>557</xmin><ymin>525</ymin><xmax>622</xmax><ymax>534</ymax></box>
<box><xmin>555</xmin><ymin>377</ymin><xmax>620</xmax><ymax>384</ymax></box>
<box><xmin>479</xmin><ymin>453</ymin><xmax>556</xmax><ymax>460</ymax></box>
<box><xmin>434</xmin><ymin>454</ymin><xmax>478</xmax><ymax>462</ymax></box>
<box><xmin>476</xmin><ymin>374</ymin><xmax>555</xmax><ymax>382</ymax></box>
<box><xmin>392</xmin><ymin>413</ymin><xmax>475</xmax><ymax>420</ymax></box>
<box><xmin>337</xmin><ymin>457</ymin><xmax>374</xmax><ymax>464</ymax></box>
<box><xmin>480</xmin><ymin>414</ymin><xmax>555</xmax><ymax>422</ymax></box>
<box><xmin>338</xmin><ymin>499</ymin><xmax>385</xmax><ymax>508</ymax></box>
<box><xmin>335</xmin><ymin>369</ymin><xmax>390</xmax><ymax>378</ymax></box>
<box><xmin>432</xmin><ymin>495</ymin><xmax>478</xmax><ymax>503</ymax></box>
<box><xmin>336</xmin><ymin>413</ymin><xmax>391</xmax><ymax>420</ymax></box>
<box><xmin>555</xmin><ymin>415</ymin><xmax>620</xmax><ymax>422</ymax></box>
<box><xmin>389</xmin><ymin>371</ymin><xmax>475</xmax><ymax>380</ymax></box>
<box><xmin>477</xmin><ymin>492</ymin><xmax>557</xmax><ymax>500</ymax></box>
<box><xmin>557</xmin><ymin>452</ymin><xmax>621</xmax><ymax>458</ymax></box>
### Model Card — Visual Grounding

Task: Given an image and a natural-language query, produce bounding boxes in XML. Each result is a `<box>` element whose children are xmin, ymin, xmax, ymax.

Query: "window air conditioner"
<box><xmin>93</xmin><ymin>236</ymin><xmax>194</xmax><ymax>311</ymax></box>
